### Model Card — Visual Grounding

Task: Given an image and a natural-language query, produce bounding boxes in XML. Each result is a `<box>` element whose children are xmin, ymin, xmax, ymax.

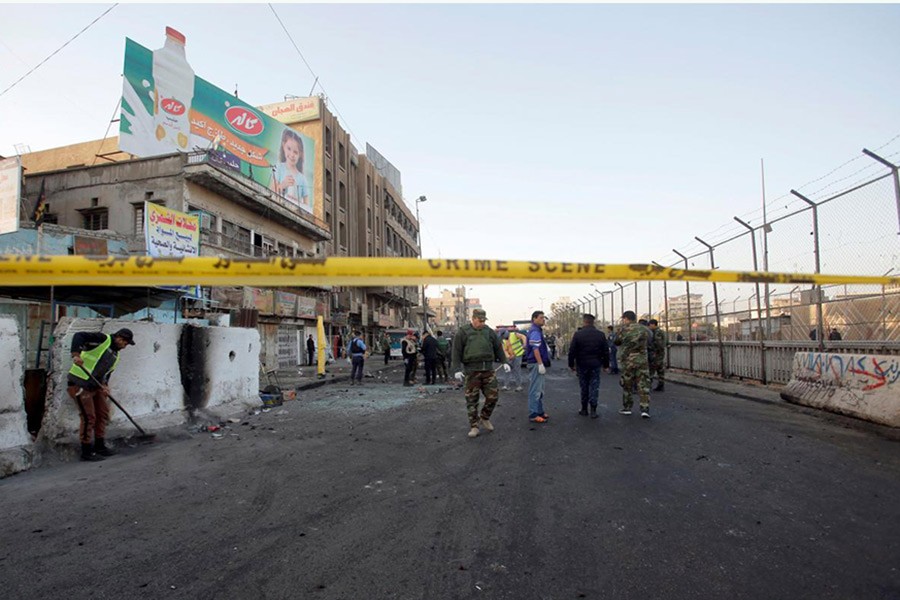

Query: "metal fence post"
<box><xmin>695</xmin><ymin>237</ymin><xmax>727</xmax><ymax>378</ymax></box>
<box><xmin>791</xmin><ymin>190</ymin><xmax>825</xmax><ymax>351</ymax></box>
<box><xmin>672</xmin><ymin>249</ymin><xmax>693</xmax><ymax>373</ymax></box>
<box><xmin>862</xmin><ymin>149</ymin><xmax>900</xmax><ymax>235</ymax></box>
<box><xmin>653</xmin><ymin>261</ymin><xmax>670</xmax><ymax>369</ymax></box>
<box><xmin>735</xmin><ymin>217</ymin><xmax>767</xmax><ymax>383</ymax></box>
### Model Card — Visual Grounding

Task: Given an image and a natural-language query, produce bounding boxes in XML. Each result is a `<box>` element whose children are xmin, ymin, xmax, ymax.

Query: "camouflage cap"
<box><xmin>472</xmin><ymin>308</ymin><xmax>487</xmax><ymax>320</ymax></box>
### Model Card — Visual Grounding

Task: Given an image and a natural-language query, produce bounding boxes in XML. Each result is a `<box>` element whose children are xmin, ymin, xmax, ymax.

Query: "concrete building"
<box><xmin>0</xmin><ymin>96</ymin><xmax>423</xmax><ymax>371</ymax></box>
<box><xmin>428</xmin><ymin>287</ymin><xmax>480</xmax><ymax>333</ymax></box>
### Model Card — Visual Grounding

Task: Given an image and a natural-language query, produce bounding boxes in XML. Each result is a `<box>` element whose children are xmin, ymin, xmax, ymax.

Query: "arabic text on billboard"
<box><xmin>144</xmin><ymin>202</ymin><xmax>200</xmax><ymax>297</ymax></box>
<box><xmin>119</xmin><ymin>29</ymin><xmax>317</xmax><ymax>218</ymax></box>
<box><xmin>257</xmin><ymin>98</ymin><xmax>321</xmax><ymax>124</ymax></box>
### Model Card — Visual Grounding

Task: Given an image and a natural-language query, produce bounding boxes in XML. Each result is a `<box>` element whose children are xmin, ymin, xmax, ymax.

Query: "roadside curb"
<box><xmin>666</xmin><ymin>370</ymin><xmax>900</xmax><ymax>441</ymax></box>
<box><xmin>666</xmin><ymin>371</ymin><xmax>784</xmax><ymax>407</ymax></box>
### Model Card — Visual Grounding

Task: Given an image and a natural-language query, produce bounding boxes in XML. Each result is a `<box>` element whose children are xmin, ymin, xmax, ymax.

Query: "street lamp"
<box><xmin>415</xmin><ymin>195</ymin><xmax>427</xmax><ymax>332</ymax></box>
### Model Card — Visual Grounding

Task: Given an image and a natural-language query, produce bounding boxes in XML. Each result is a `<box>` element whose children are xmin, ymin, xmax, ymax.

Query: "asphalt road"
<box><xmin>1</xmin><ymin>366</ymin><xmax>899</xmax><ymax>600</ymax></box>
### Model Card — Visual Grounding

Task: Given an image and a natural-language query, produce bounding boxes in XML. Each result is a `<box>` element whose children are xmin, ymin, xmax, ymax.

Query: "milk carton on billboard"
<box><xmin>152</xmin><ymin>27</ymin><xmax>195</xmax><ymax>150</ymax></box>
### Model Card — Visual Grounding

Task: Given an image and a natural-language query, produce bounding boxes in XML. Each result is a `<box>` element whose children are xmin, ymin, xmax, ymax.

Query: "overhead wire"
<box><xmin>0</xmin><ymin>4</ymin><xmax>118</xmax><ymax>100</ymax></box>
<box><xmin>266</xmin><ymin>3</ymin><xmax>362</xmax><ymax>150</ymax></box>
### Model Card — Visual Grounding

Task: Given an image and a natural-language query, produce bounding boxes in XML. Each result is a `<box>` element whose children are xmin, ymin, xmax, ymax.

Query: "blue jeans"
<box><xmin>351</xmin><ymin>355</ymin><xmax>365</xmax><ymax>381</ymax></box>
<box><xmin>609</xmin><ymin>345</ymin><xmax>619</xmax><ymax>373</ymax></box>
<box><xmin>527</xmin><ymin>363</ymin><xmax>545</xmax><ymax>418</ymax></box>
<box><xmin>577</xmin><ymin>366</ymin><xmax>601</xmax><ymax>408</ymax></box>
<box><xmin>504</xmin><ymin>355</ymin><xmax>524</xmax><ymax>388</ymax></box>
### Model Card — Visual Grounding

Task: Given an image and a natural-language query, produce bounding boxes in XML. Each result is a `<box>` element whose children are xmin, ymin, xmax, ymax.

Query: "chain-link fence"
<box><xmin>554</xmin><ymin>145</ymin><xmax>900</xmax><ymax>383</ymax></box>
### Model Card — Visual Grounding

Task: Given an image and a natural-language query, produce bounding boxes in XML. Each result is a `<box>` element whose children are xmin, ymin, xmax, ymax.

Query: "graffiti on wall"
<box><xmin>786</xmin><ymin>352</ymin><xmax>900</xmax><ymax>421</ymax></box>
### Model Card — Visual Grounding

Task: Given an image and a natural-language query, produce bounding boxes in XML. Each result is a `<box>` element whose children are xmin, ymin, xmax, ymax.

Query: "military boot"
<box><xmin>94</xmin><ymin>438</ymin><xmax>116</xmax><ymax>457</ymax></box>
<box><xmin>578</xmin><ymin>403</ymin><xmax>588</xmax><ymax>416</ymax></box>
<box><xmin>80</xmin><ymin>443</ymin><xmax>104</xmax><ymax>462</ymax></box>
<box><xmin>654</xmin><ymin>382</ymin><xmax>665</xmax><ymax>392</ymax></box>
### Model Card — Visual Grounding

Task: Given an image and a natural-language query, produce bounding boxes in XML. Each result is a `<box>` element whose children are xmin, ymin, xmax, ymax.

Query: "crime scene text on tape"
<box><xmin>0</xmin><ymin>255</ymin><xmax>896</xmax><ymax>288</ymax></box>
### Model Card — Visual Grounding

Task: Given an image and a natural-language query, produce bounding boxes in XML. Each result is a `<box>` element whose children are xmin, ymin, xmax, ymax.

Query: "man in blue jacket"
<box><xmin>568</xmin><ymin>314</ymin><xmax>610</xmax><ymax>419</ymax></box>
<box><xmin>525</xmin><ymin>310</ymin><xmax>552</xmax><ymax>423</ymax></box>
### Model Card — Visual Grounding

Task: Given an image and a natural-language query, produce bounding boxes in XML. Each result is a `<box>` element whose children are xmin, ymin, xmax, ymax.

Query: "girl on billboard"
<box><xmin>270</xmin><ymin>128</ymin><xmax>311</xmax><ymax>212</ymax></box>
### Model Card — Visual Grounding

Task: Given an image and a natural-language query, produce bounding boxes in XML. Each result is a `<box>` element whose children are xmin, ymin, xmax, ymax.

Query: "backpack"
<box><xmin>350</xmin><ymin>338</ymin><xmax>363</xmax><ymax>354</ymax></box>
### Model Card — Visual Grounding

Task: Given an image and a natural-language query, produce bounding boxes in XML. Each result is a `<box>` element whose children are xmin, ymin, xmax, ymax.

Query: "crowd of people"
<box><xmin>450</xmin><ymin>308</ymin><xmax>668</xmax><ymax>438</ymax></box>
<box><xmin>301</xmin><ymin>307</ymin><xmax>669</xmax><ymax>440</ymax></box>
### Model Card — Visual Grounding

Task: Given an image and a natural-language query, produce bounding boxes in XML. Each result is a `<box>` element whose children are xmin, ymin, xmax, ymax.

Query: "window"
<box><xmin>339</xmin><ymin>182</ymin><xmax>346</xmax><ymax>209</ymax></box>
<box><xmin>81</xmin><ymin>208</ymin><xmax>108</xmax><ymax>231</ymax></box>
<box><xmin>133</xmin><ymin>204</ymin><xmax>144</xmax><ymax>234</ymax></box>
<box><xmin>325</xmin><ymin>126</ymin><xmax>333</xmax><ymax>155</ymax></box>
<box><xmin>325</xmin><ymin>169</ymin><xmax>333</xmax><ymax>197</ymax></box>
<box><xmin>42</xmin><ymin>213</ymin><xmax>58</xmax><ymax>225</ymax></box>
<box><xmin>90</xmin><ymin>197</ymin><xmax>99</xmax><ymax>208</ymax></box>
<box><xmin>366</xmin><ymin>175</ymin><xmax>372</xmax><ymax>196</ymax></box>
<box><xmin>339</xmin><ymin>222</ymin><xmax>346</xmax><ymax>248</ymax></box>
<box><xmin>367</xmin><ymin>208</ymin><xmax>372</xmax><ymax>230</ymax></box>
<box><xmin>338</xmin><ymin>142</ymin><xmax>346</xmax><ymax>169</ymax></box>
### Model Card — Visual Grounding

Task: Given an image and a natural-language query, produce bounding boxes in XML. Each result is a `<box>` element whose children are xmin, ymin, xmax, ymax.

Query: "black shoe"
<box><xmin>578</xmin><ymin>408</ymin><xmax>588</xmax><ymax>416</ymax></box>
<box><xmin>403</xmin><ymin>382</ymin><xmax>413</xmax><ymax>387</ymax></box>
<box><xmin>654</xmin><ymin>382</ymin><xmax>665</xmax><ymax>392</ymax></box>
<box><xmin>80</xmin><ymin>443</ymin><xmax>105</xmax><ymax>462</ymax></box>
<box><xmin>94</xmin><ymin>438</ymin><xmax>116</xmax><ymax>457</ymax></box>
<box><xmin>590</xmin><ymin>406</ymin><xmax>598</xmax><ymax>419</ymax></box>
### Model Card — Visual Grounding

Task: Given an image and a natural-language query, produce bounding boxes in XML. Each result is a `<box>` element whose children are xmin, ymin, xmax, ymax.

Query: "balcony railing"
<box><xmin>184</xmin><ymin>151</ymin><xmax>330</xmax><ymax>234</ymax></box>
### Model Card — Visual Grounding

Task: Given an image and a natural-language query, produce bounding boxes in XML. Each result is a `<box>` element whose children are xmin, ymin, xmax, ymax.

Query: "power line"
<box><xmin>0</xmin><ymin>4</ymin><xmax>119</xmax><ymax>100</ymax></box>
<box><xmin>266</xmin><ymin>4</ymin><xmax>362</xmax><ymax>148</ymax></box>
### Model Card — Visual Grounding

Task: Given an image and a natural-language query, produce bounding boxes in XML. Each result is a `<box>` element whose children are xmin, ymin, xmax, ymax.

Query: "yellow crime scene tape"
<box><xmin>0</xmin><ymin>255</ymin><xmax>897</xmax><ymax>287</ymax></box>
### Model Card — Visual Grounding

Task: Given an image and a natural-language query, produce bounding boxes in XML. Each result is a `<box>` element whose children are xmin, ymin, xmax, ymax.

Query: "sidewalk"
<box><xmin>261</xmin><ymin>358</ymin><xmax>407</xmax><ymax>392</ymax></box>
<box><xmin>665</xmin><ymin>370</ymin><xmax>785</xmax><ymax>406</ymax></box>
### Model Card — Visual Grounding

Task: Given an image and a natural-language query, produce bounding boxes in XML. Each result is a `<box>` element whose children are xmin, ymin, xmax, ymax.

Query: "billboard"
<box><xmin>119</xmin><ymin>28</ymin><xmax>317</xmax><ymax>217</ymax></box>
<box><xmin>0</xmin><ymin>157</ymin><xmax>20</xmax><ymax>235</ymax></box>
<box><xmin>257</xmin><ymin>97</ymin><xmax>321</xmax><ymax>124</ymax></box>
<box><xmin>144</xmin><ymin>202</ymin><xmax>200</xmax><ymax>297</ymax></box>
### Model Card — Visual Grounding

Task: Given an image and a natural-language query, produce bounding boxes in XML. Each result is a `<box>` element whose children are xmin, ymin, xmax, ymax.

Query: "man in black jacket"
<box><xmin>420</xmin><ymin>330</ymin><xmax>439</xmax><ymax>385</ymax></box>
<box><xmin>568</xmin><ymin>314</ymin><xmax>610</xmax><ymax>419</ymax></box>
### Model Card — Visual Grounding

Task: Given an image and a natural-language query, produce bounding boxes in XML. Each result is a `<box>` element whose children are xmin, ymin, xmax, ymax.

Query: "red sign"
<box><xmin>161</xmin><ymin>98</ymin><xmax>186</xmax><ymax>116</ymax></box>
<box><xmin>225</xmin><ymin>106</ymin><xmax>264</xmax><ymax>136</ymax></box>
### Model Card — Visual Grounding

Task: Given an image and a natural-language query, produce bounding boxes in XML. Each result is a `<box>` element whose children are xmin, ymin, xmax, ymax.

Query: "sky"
<box><xmin>1</xmin><ymin>2</ymin><xmax>899</xmax><ymax>325</ymax></box>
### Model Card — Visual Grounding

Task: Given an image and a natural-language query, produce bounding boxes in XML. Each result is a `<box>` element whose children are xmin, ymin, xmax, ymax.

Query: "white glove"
<box><xmin>502</xmin><ymin>364</ymin><xmax>511</xmax><ymax>373</ymax></box>
<box><xmin>538</xmin><ymin>364</ymin><xmax>546</xmax><ymax>375</ymax></box>
<box><xmin>454</xmin><ymin>371</ymin><xmax>465</xmax><ymax>382</ymax></box>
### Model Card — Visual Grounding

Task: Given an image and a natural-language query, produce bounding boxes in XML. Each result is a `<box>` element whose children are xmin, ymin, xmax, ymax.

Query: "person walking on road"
<box><xmin>67</xmin><ymin>328</ymin><xmax>136</xmax><ymax>461</ymax></box>
<box><xmin>607</xmin><ymin>325</ymin><xmax>619</xmax><ymax>374</ymax></box>
<box><xmin>648</xmin><ymin>319</ymin><xmax>666</xmax><ymax>392</ymax></box>
<box><xmin>615</xmin><ymin>311</ymin><xmax>652</xmax><ymax>418</ymax></box>
<box><xmin>306</xmin><ymin>334</ymin><xmax>315</xmax><ymax>366</ymax></box>
<box><xmin>402</xmin><ymin>330</ymin><xmax>418</xmax><ymax>387</ymax></box>
<box><xmin>451</xmin><ymin>309</ymin><xmax>510</xmax><ymax>438</ymax></box>
<box><xmin>525</xmin><ymin>310</ymin><xmax>552</xmax><ymax>423</ymax></box>
<box><xmin>435</xmin><ymin>330</ymin><xmax>450</xmax><ymax>383</ymax></box>
<box><xmin>421</xmin><ymin>330</ymin><xmax>439</xmax><ymax>385</ymax></box>
<box><xmin>348</xmin><ymin>330</ymin><xmax>367</xmax><ymax>385</ymax></box>
<box><xmin>568</xmin><ymin>314</ymin><xmax>610</xmax><ymax>419</ymax></box>
<box><xmin>379</xmin><ymin>332</ymin><xmax>391</xmax><ymax>365</ymax></box>
<box><xmin>501</xmin><ymin>328</ymin><xmax>528</xmax><ymax>392</ymax></box>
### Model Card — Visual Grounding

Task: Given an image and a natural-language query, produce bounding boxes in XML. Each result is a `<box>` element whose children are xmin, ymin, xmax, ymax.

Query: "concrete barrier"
<box><xmin>781</xmin><ymin>351</ymin><xmax>900</xmax><ymax>428</ymax></box>
<box><xmin>37</xmin><ymin>318</ymin><xmax>261</xmax><ymax>451</ymax></box>
<box><xmin>0</xmin><ymin>316</ymin><xmax>32</xmax><ymax>476</ymax></box>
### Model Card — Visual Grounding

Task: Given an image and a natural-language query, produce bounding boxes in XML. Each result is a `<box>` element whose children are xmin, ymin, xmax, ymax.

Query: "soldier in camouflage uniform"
<box><xmin>615</xmin><ymin>310</ymin><xmax>652</xmax><ymax>418</ymax></box>
<box><xmin>648</xmin><ymin>319</ymin><xmax>666</xmax><ymax>392</ymax></box>
<box><xmin>450</xmin><ymin>308</ymin><xmax>511</xmax><ymax>439</ymax></box>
